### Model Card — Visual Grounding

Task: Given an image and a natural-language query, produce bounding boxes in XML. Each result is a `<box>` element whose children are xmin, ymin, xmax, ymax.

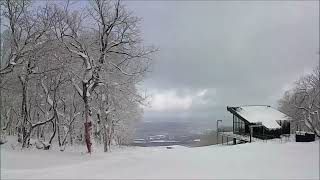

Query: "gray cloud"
<box><xmin>126</xmin><ymin>1</ymin><xmax>319</xmax><ymax>124</ymax></box>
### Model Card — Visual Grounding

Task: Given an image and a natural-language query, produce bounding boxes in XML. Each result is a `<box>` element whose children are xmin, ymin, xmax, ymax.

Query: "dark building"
<box><xmin>227</xmin><ymin>105</ymin><xmax>291</xmax><ymax>139</ymax></box>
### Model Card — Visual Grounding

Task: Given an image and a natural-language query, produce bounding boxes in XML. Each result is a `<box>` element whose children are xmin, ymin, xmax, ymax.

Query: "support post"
<box><xmin>222</xmin><ymin>135</ymin><xmax>223</xmax><ymax>144</ymax></box>
<box><xmin>250</xmin><ymin>126</ymin><xmax>252</xmax><ymax>143</ymax></box>
<box><xmin>216</xmin><ymin>120</ymin><xmax>222</xmax><ymax>145</ymax></box>
<box><xmin>216</xmin><ymin>123</ymin><xmax>218</xmax><ymax>144</ymax></box>
<box><xmin>233</xmin><ymin>115</ymin><xmax>234</xmax><ymax>133</ymax></box>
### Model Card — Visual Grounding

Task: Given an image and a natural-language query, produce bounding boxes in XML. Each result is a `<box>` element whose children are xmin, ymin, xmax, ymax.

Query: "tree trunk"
<box><xmin>103</xmin><ymin>124</ymin><xmax>108</xmax><ymax>152</ymax></box>
<box><xmin>36</xmin><ymin>113</ymin><xmax>41</xmax><ymax>140</ymax></box>
<box><xmin>57</xmin><ymin>116</ymin><xmax>62</xmax><ymax>147</ymax></box>
<box><xmin>20</xmin><ymin>75</ymin><xmax>29</xmax><ymax>148</ymax></box>
<box><xmin>37</xmin><ymin>126</ymin><xmax>40</xmax><ymax>140</ymax></box>
<box><xmin>48</xmin><ymin>118</ymin><xmax>56</xmax><ymax>148</ymax></box>
<box><xmin>83</xmin><ymin>83</ymin><xmax>93</xmax><ymax>153</ymax></box>
<box><xmin>69</xmin><ymin>124</ymin><xmax>73</xmax><ymax>146</ymax></box>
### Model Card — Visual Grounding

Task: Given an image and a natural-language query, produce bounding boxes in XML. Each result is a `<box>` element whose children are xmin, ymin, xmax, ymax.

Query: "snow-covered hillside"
<box><xmin>1</xmin><ymin>137</ymin><xmax>319</xmax><ymax>179</ymax></box>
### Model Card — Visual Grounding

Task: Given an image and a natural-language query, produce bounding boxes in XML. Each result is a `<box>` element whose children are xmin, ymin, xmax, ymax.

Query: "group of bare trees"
<box><xmin>0</xmin><ymin>0</ymin><xmax>155</xmax><ymax>153</ymax></box>
<box><xmin>278</xmin><ymin>66</ymin><xmax>320</xmax><ymax>137</ymax></box>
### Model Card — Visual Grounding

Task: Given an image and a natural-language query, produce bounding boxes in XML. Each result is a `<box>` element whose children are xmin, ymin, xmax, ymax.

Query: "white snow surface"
<box><xmin>149</xmin><ymin>140</ymin><xmax>179</xmax><ymax>143</ymax></box>
<box><xmin>1</xmin><ymin>137</ymin><xmax>319</xmax><ymax>179</ymax></box>
<box><xmin>236</xmin><ymin>106</ymin><xmax>291</xmax><ymax>129</ymax></box>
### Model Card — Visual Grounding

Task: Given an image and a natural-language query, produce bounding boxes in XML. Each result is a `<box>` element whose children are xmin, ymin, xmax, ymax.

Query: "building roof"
<box><xmin>227</xmin><ymin>105</ymin><xmax>291</xmax><ymax>129</ymax></box>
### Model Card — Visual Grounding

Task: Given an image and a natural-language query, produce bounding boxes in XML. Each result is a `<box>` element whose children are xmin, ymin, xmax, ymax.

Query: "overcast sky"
<box><xmin>74</xmin><ymin>1</ymin><xmax>319</xmax><ymax>125</ymax></box>
<box><xmin>123</xmin><ymin>1</ymin><xmax>319</xmax><ymax>124</ymax></box>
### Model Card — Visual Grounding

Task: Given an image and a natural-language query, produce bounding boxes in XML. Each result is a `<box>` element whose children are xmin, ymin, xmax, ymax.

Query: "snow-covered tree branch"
<box><xmin>278</xmin><ymin>66</ymin><xmax>320</xmax><ymax>137</ymax></box>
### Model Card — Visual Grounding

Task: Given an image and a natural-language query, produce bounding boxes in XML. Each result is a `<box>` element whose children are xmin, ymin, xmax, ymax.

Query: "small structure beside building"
<box><xmin>227</xmin><ymin>105</ymin><xmax>291</xmax><ymax>140</ymax></box>
<box><xmin>295</xmin><ymin>131</ymin><xmax>315</xmax><ymax>142</ymax></box>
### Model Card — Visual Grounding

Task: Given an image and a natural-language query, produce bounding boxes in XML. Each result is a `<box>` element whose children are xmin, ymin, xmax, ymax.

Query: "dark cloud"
<box><xmin>126</xmin><ymin>1</ymin><xmax>319</xmax><ymax>123</ymax></box>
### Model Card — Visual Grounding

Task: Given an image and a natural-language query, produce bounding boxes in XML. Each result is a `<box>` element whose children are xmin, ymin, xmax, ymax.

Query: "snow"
<box><xmin>1</xmin><ymin>137</ymin><xmax>319</xmax><ymax>179</ymax></box>
<box><xmin>149</xmin><ymin>140</ymin><xmax>179</xmax><ymax>143</ymax></box>
<box><xmin>133</xmin><ymin>139</ymin><xmax>146</xmax><ymax>143</ymax></box>
<box><xmin>296</xmin><ymin>131</ymin><xmax>315</xmax><ymax>135</ymax></box>
<box><xmin>9</xmin><ymin>61</ymin><xmax>16</xmax><ymax>65</ymax></box>
<box><xmin>236</xmin><ymin>105</ymin><xmax>291</xmax><ymax>129</ymax></box>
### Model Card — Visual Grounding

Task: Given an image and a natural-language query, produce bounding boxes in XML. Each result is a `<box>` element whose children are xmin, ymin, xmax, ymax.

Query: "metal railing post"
<box><xmin>222</xmin><ymin>135</ymin><xmax>223</xmax><ymax>145</ymax></box>
<box><xmin>216</xmin><ymin>120</ymin><xmax>222</xmax><ymax>145</ymax></box>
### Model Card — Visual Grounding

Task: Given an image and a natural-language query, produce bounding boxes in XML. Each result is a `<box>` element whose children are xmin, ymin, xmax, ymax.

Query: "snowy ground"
<box><xmin>1</xmin><ymin>136</ymin><xmax>319</xmax><ymax>179</ymax></box>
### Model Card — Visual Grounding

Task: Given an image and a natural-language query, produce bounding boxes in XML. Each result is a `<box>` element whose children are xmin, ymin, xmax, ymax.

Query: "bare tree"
<box><xmin>52</xmin><ymin>0</ymin><xmax>155</xmax><ymax>153</ymax></box>
<box><xmin>0</xmin><ymin>0</ymin><xmax>56</xmax><ymax>75</ymax></box>
<box><xmin>1</xmin><ymin>0</ymin><xmax>63</xmax><ymax>148</ymax></box>
<box><xmin>0</xmin><ymin>0</ymin><xmax>155</xmax><ymax>152</ymax></box>
<box><xmin>278</xmin><ymin>67</ymin><xmax>320</xmax><ymax>137</ymax></box>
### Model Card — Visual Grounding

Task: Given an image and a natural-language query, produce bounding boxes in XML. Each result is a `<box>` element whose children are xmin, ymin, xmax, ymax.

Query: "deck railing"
<box><xmin>217</xmin><ymin>132</ymin><xmax>292</xmax><ymax>145</ymax></box>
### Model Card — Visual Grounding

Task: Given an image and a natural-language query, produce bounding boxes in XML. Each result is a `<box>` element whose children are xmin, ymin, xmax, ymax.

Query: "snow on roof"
<box><xmin>234</xmin><ymin>105</ymin><xmax>291</xmax><ymax>129</ymax></box>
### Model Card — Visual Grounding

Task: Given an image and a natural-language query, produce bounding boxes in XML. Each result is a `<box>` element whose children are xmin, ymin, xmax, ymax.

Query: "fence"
<box><xmin>217</xmin><ymin>132</ymin><xmax>293</xmax><ymax>145</ymax></box>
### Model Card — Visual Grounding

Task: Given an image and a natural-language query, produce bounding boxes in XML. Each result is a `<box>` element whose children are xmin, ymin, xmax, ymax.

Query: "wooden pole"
<box><xmin>222</xmin><ymin>135</ymin><xmax>223</xmax><ymax>145</ymax></box>
<box><xmin>216</xmin><ymin>120</ymin><xmax>222</xmax><ymax>144</ymax></box>
<box><xmin>250</xmin><ymin>126</ymin><xmax>252</xmax><ymax>143</ymax></box>
<box><xmin>233</xmin><ymin>115</ymin><xmax>234</xmax><ymax>133</ymax></box>
<box><xmin>216</xmin><ymin>120</ymin><xmax>219</xmax><ymax>144</ymax></box>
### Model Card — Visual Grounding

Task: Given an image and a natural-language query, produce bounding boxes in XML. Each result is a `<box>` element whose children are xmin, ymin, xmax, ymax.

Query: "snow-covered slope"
<box><xmin>1</xmin><ymin>138</ymin><xmax>319</xmax><ymax>179</ymax></box>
